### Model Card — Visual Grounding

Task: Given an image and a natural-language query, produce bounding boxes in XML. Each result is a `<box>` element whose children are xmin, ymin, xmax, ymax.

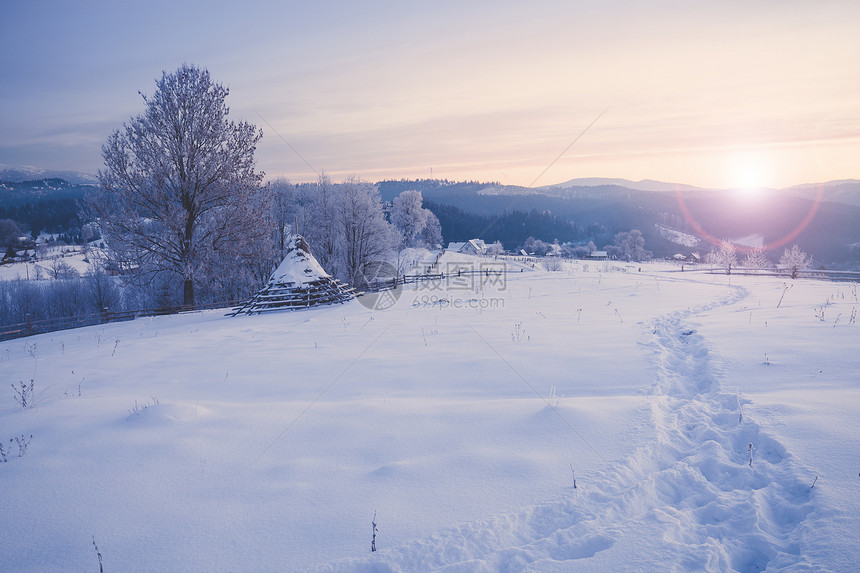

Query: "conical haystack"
<box><xmin>229</xmin><ymin>234</ymin><xmax>356</xmax><ymax>315</ymax></box>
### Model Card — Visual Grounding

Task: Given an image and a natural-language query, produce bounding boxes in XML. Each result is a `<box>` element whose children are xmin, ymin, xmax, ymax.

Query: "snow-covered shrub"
<box><xmin>543</xmin><ymin>258</ymin><xmax>562</xmax><ymax>272</ymax></box>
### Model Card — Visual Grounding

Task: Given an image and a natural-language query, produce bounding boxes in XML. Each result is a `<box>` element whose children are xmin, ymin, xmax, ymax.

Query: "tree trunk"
<box><xmin>184</xmin><ymin>278</ymin><xmax>194</xmax><ymax>307</ymax></box>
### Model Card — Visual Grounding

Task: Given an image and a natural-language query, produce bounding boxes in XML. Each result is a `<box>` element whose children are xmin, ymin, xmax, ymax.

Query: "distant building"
<box><xmin>588</xmin><ymin>250</ymin><xmax>608</xmax><ymax>260</ymax></box>
<box><xmin>447</xmin><ymin>239</ymin><xmax>486</xmax><ymax>255</ymax></box>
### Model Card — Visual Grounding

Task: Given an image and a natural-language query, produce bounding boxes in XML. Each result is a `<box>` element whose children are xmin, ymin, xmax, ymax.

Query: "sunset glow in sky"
<box><xmin>2</xmin><ymin>0</ymin><xmax>859</xmax><ymax>188</ymax></box>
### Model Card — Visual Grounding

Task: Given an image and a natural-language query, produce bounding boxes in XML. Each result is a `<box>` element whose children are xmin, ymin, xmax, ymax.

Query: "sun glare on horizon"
<box><xmin>725</xmin><ymin>150</ymin><xmax>775</xmax><ymax>200</ymax></box>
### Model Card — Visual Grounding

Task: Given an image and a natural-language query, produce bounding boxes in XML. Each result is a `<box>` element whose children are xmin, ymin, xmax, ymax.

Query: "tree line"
<box><xmin>0</xmin><ymin>65</ymin><xmax>445</xmax><ymax>329</ymax></box>
<box><xmin>0</xmin><ymin>63</ymin><xmax>823</xmax><ymax>331</ymax></box>
<box><xmin>83</xmin><ymin>64</ymin><xmax>438</xmax><ymax>308</ymax></box>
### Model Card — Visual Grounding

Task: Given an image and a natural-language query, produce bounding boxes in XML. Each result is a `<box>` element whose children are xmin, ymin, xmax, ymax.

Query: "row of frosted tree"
<box><xmin>83</xmin><ymin>64</ymin><xmax>440</xmax><ymax>309</ymax></box>
<box><xmin>270</xmin><ymin>178</ymin><xmax>441</xmax><ymax>289</ymax></box>
<box><xmin>1</xmin><ymin>65</ymin><xmax>441</xmax><ymax>327</ymax></box>
<box><xmin>0</xmin><ymin>63</ymin><xmax>816</xmax><ymax>329</ymax></box>
<box><xmin>705</xmin><ymin>241</ymin><xmax>814</xmax><ymax>276</ymax></box>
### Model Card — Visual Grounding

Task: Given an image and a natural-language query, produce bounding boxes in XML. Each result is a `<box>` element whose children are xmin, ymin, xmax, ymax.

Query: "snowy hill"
<box><xmin>0</xmin><ymin>164</ymin><xmax>98</xmax><ymax>185</ymax></box>
<box><xmin>655</xmin><ymin>224</ymin><xmax>701</xmax><ymax>249</ymax></box>
<box><xmin>2</xmin><ymin>257</ymin><xmax>859</xmax><ymax>571</ymax></box>
<box><xmin>548</xmin><ymin>177</ymin><xmax>705</xmax><ymax>193</ymax></box>
<box><xmin>783</xmin><ymin>179</ymin><xmax>860</xmax><ymax>207</ymax></box>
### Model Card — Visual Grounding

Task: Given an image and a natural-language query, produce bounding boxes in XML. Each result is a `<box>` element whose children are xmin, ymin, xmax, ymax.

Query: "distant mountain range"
<box><xmin>378</xmin><ymin>177</ymin><xmax>860</xmax><ymax>266</ymax></box>
<box><xmin>547</xmin><ymin>177</ymin><xmax>706</xmax><ymax>193</ymax></box>
<box><xmin>782</xmin><ymin>180</ymin><xmax>860</xmax><ymax>207</ymax></box>
<box><xmin>2</xmin><ymin>164</ymin><xmax>859</xmax><ymax>266</ymax></box>
<box><xmin>544</xmin><ymin>177</ymin><xmax>860</xmax><ymax>207</ymax></box>
<box><xmin>0</xmin><ymin>164</ymin><xmax>98</xmax><ymax>185</ymax></box>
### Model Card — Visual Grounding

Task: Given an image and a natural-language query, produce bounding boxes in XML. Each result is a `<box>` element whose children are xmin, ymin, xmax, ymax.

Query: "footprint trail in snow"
<box><xmin>318</xmin><ymin>283</ymin><xmax>816</xmax><ymax>572</ymax></box>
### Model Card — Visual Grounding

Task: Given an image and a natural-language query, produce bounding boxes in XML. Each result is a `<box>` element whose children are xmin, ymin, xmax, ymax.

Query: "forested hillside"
<box><xmin>0</xmin><ymin>178</ymin><xmax>92</xmax><ymax>239</ymax></box>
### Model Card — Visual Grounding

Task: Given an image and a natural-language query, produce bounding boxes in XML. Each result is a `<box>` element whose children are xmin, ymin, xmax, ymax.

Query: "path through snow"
<box><xmin>318</xmin><ymin>280</ymin><xmax>816</xmax><ymax>571</ymax></box>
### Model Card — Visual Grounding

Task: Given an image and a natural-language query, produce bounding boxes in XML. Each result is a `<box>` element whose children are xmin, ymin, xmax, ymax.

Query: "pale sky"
<box><xmin>2</xmin><ymin>0</ymin><xmax>859</xmax><ymax>189</ymax></box>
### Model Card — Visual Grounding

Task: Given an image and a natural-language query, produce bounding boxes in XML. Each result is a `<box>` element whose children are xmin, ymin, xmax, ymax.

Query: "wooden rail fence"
<box><xmin>0</xmin><ymin>301</ymin><xmax>238</xmax><ymax>342</ymax></box>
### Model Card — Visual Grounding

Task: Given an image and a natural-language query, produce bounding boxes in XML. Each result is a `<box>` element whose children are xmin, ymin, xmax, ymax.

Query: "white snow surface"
<box><xmin>733</xmin><ymin>234</ymin><xmax>766</xmax><ymax>249</ymax></box>
<box><xmin>1</xmin><ymin>255</ymin><xmax>858</xmax><ymax>571</ymax></box>
<box><xmin>0</xmin><ymin>246</ymin><xmax>95</xmax><ymax>281</ymax></box>
<box><xmin>656</xmin><ymin>224</ymin><xmax>701</xmax><ymax>248</ymax></box>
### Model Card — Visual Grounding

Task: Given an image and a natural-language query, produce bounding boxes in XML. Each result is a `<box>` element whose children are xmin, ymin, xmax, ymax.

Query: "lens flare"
<box><xmin>674</xmin><ymin>185</ymin><xmax>823</xmax><ymax>254</ymax></box>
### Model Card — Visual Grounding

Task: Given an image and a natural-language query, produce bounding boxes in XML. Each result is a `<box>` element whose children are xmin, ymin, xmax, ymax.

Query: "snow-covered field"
<box><xmin>1</xmin><ymin>254</ymin><xmax>858</xmax><ymax>571</ymax></box>
<box><xmin>0</xmin><ymin>244</ymin><xmax>94</xmax><ymax>281</ymax></box>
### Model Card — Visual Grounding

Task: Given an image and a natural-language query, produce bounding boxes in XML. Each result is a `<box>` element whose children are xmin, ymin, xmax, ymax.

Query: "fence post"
<box><xmin>25</xmin><ymin>313</ymin><xmax>32</xmax><ymax>336</ymax></box>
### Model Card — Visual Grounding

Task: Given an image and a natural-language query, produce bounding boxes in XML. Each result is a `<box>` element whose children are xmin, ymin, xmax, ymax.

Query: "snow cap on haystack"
<box><xmin>228</xmin><ymin>234</ymin><xmax>357</xmax><ymax>315</ymax></box>
<box><xmin>269</xmin><ymin>234</ymin><xmax>330</xmax><ymax>285</ymax></box>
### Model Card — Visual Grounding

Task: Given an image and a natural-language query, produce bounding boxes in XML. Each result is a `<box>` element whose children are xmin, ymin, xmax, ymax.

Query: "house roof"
<box><xmin>447</xmin><ymin>239</ymin><xmax>486</xmax><ymax>253</ymax></box>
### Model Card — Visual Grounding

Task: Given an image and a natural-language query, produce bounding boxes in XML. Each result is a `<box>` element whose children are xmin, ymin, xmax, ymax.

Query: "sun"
<box><xmin>725</xmin><ymin>150</ymin><xmax>774</xmax><ymax>200</ymax></box>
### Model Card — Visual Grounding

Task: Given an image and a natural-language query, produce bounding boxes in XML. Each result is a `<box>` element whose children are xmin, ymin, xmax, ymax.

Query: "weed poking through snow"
<box><xmin>777</xmin><ymin>283</ymin><xmax>793</xmax><ymax>308</ymax></box>
<box><xmin>92</xmin><ymin>535</ymin><xmax>104</xmax><ymax>573</ymax></box>
<box><xmin>64</xmin><ymin>378</ymin><xmax>84</xmax><ymax>398</ymax></box>
<box><xmin>737</xmin><ymin>388</ymin><xmax>743</xmax><ymax>424</ymax></box>
<box><xmin>814</xmin><ymin>307</ymin><xmax>825</xmax><ymax>322</ymax></box>
<box><xmin>129</xmin><ymin>397</ymin><xmax>160</xmax><ymax>416</ymax></box>
<box><xmin>371</xmin><ymin>511</ymin><xmax>378</xmax><ymax>552</ymax></box>
<box><xmin>1</xmin><ymin>434</ymin><xmax>33</xmax><ymax>461</ymax></box>
<box><xmin>511</xmin><ymin>322</ymin><xmax>528</xmax><ymax>343</ymax></box>
<box><xmin>12</xmin><ymin>379</ymin><xmax>34</xmax><ymax>409</ymax></box>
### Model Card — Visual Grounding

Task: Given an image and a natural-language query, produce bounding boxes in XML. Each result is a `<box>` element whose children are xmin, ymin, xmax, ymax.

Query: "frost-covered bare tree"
<box><xmin>338</xmin><ymin>177</ymin><xmax>396</xmax><ymax>286</ymax></box>
<box><xmin>484</xmin><ymin>241</ymin><xmax>504</xmax><ymax>256</ymax></box>
<box><xmin>47</xmin><ymin>259</ymin><xmax>79</xmax><ymax>280</ymax></box>
<box><xmin>85</xmin><ymin>266</ymin><xmax>122</xmax><ymax>312</ymax></box>
<box><xmin>612</xmin><ymin>230</ymin><xmax>651</xmax><ymax>262</ymax></box>
<box><xmin>523</xmin><ymin>236</ymin><xmax>552</xmax><ymax>256</ymax></box>
<box><xmin>270</xmin><ymin>178</ymin><xmax>299</xmax><ymax>258</ymax></box>
<box><xmin>779</xmin><ymin>244</ymin><xmax>813</xmax><ymax>278</ymax></box>
<box><xmin>303</xmin><ymin>173</ymin><xmax>342</xmax><ymax>279</ymax></box>
<box><xmin>706</xmin><ymin>239</ymin><xmax>737</xmax><ymax>273</ymax></box>
<box><xmin>420</xmin><ymin>211</ymin><xmax>443</xmax><ymax>248</ymax></box>
<box><xmin>391</xmin><ymin>190</ymin><xmax>429</xmax><ymax>248</ymax></box>
<box><xmin>390</xmin><ymin>189</ymin><xmax>443</xmax><ymax>251</ymax></box>
<box><xmin>88</xmin><ymin>64</ymin><xmax>269</xmax><ymax>307</ymax></box>
<box><xmin>742</xmin><ymin>247</ymin><xmax>770</xmax><ymax>269</ymax></box>
<box><xmin>0</xmin><ymin>219</ymin><xmax>23</xmax><ymax>249</ymax></box>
